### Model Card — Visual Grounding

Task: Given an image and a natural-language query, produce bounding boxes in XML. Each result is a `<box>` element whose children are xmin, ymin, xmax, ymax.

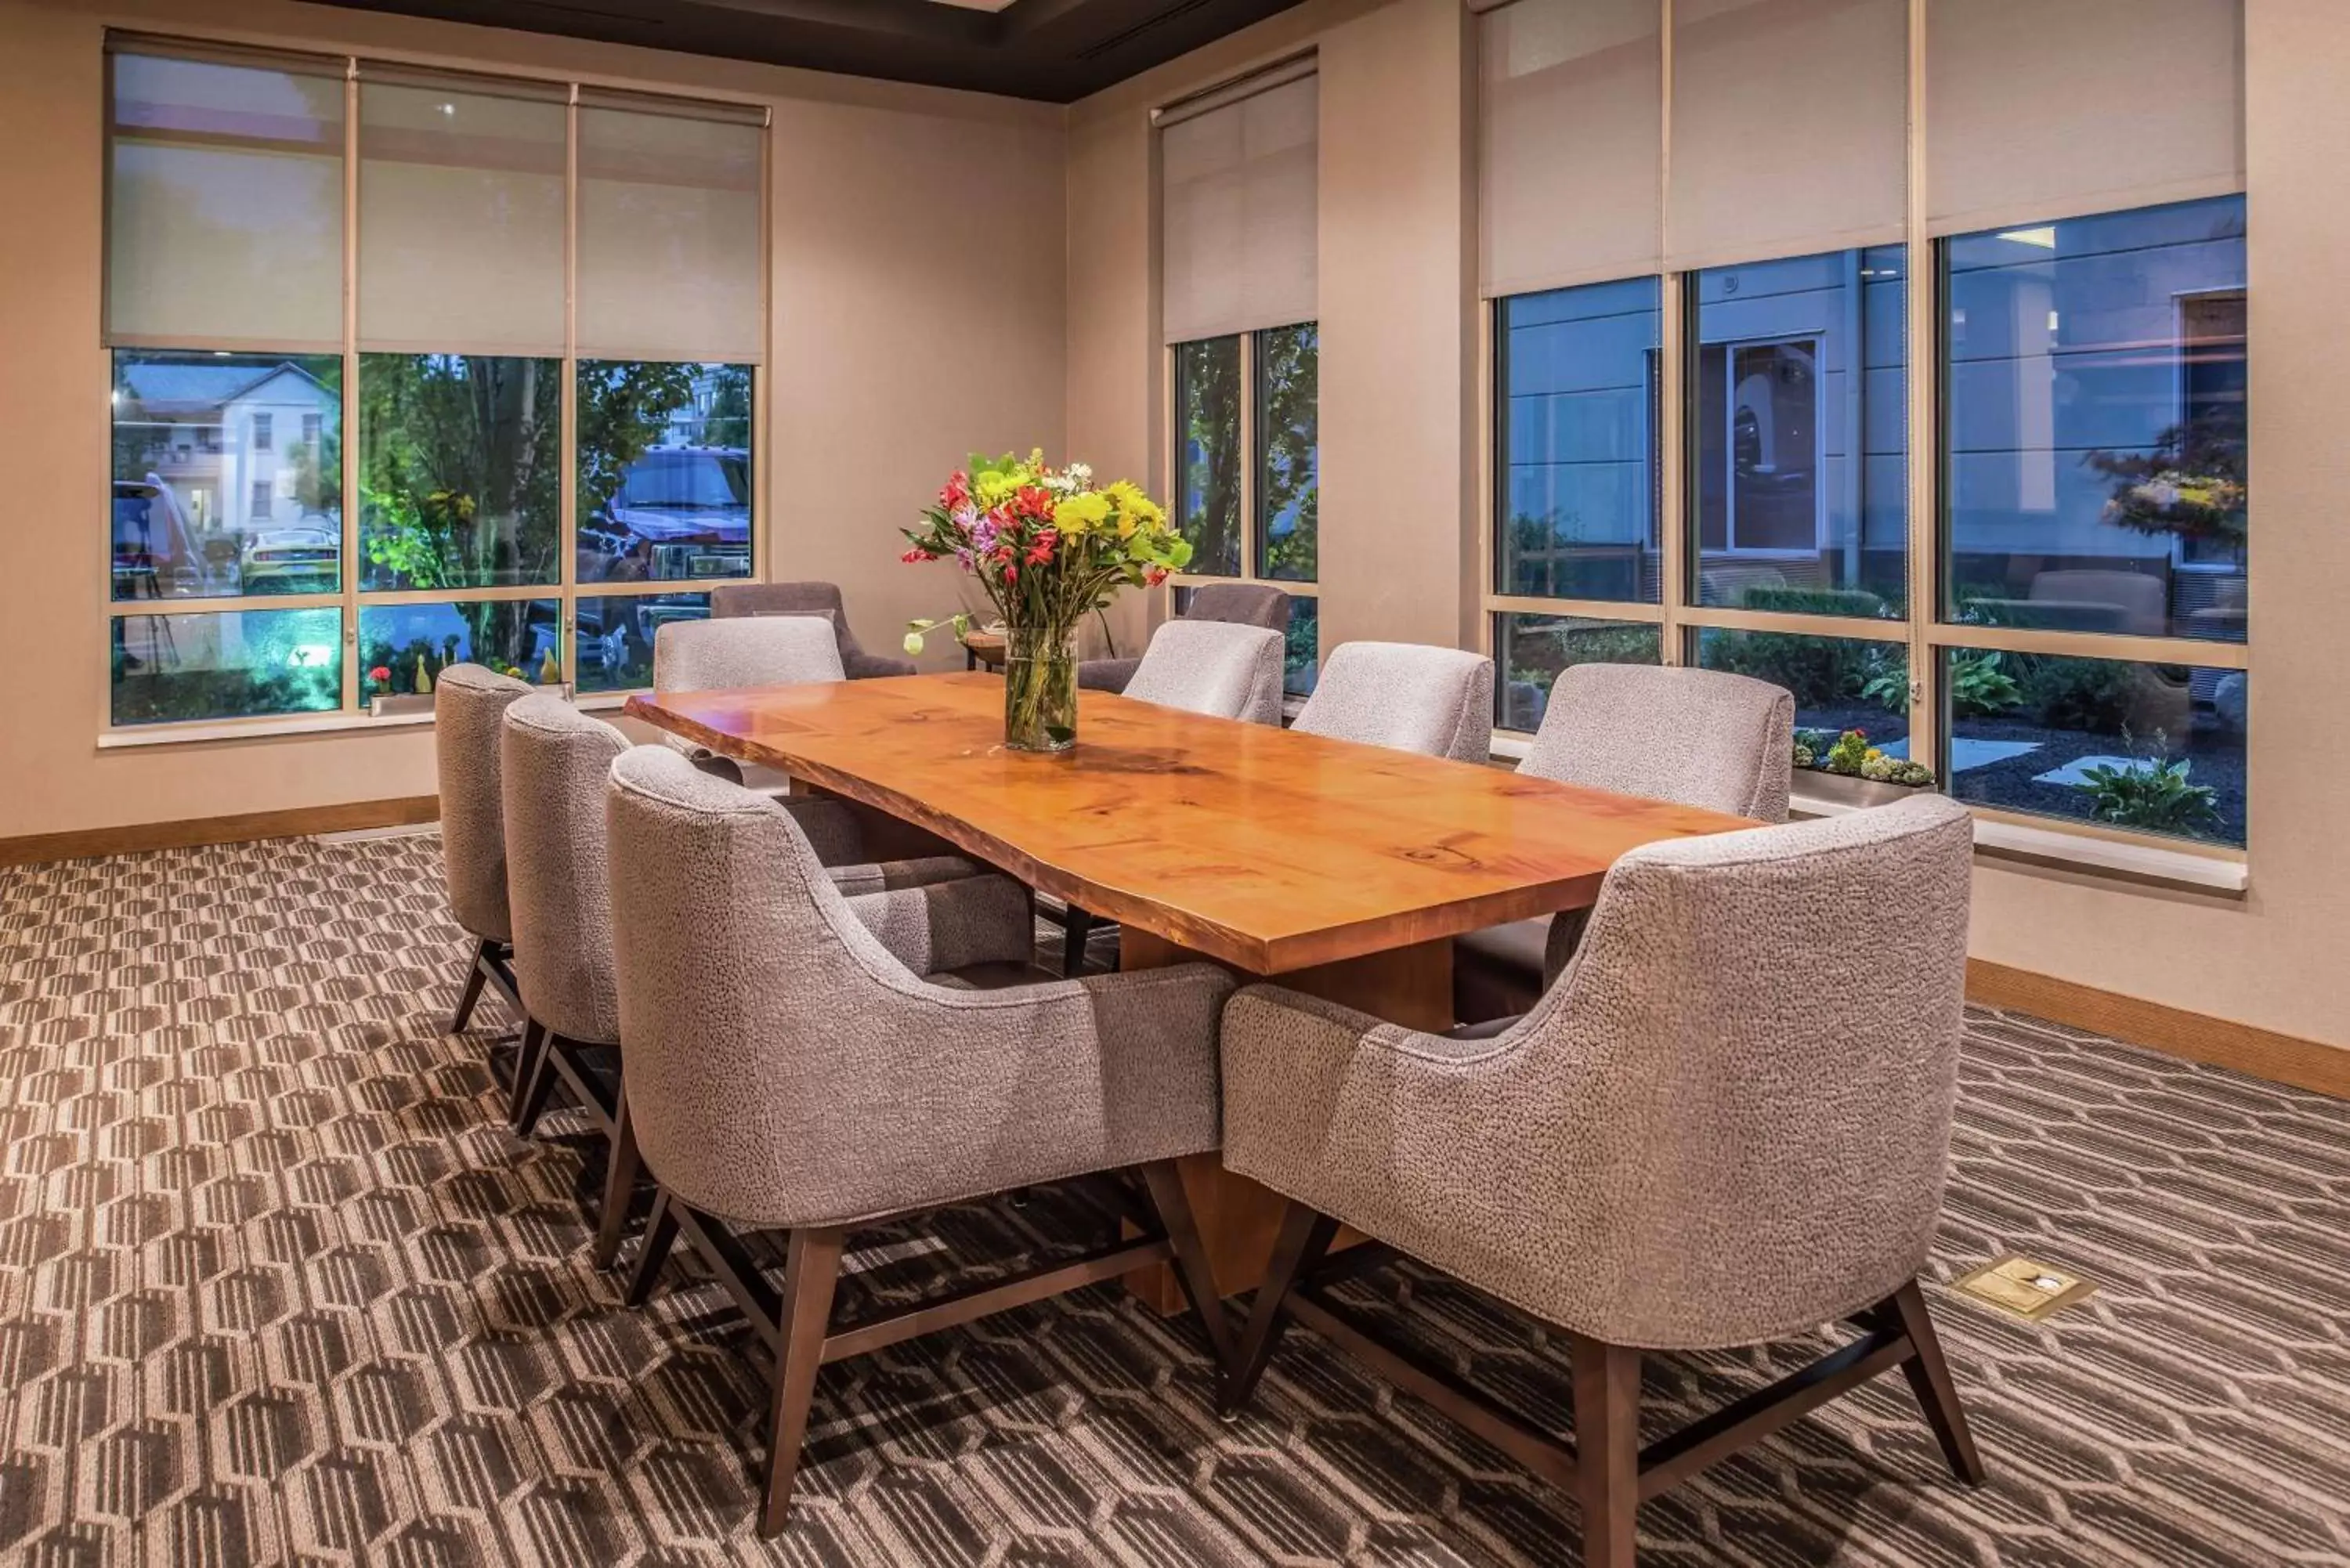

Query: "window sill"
<box><xmin>1488</xmin><ymin>735</ymin><xmax>2247</xmax><ymax>896</ymax></box>
<box><xmin>96</xmin><ymin>688</ymin><xmax>642</xmax><ymax>750</ymax></box>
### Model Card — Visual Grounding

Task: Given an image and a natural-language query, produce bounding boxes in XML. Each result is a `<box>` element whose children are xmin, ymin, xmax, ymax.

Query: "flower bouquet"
<box><xmin>901</xmin><ymin>451</ymin><xmax>1190</xmax><ymax>751</ymax></box>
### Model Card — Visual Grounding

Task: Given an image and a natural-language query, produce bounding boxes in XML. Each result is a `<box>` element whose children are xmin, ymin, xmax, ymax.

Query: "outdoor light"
<box><xmin>1996</xmin><ymin>226</ymin><xmax>2058</xmax><ymax>249</ymax></box>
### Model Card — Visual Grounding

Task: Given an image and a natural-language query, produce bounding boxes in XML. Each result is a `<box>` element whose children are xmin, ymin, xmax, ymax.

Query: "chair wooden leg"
<box><xmin>1889</xmin><ymin>1280</ymin><xmax>1986</xmax><ymax>1485</ymax></box>
<box><xmin>623</xmin><ymin>1190</ymin><xmax>680</xmax><ymax>1307</ymax></box>
<box><xmin>1137</xmin><ymin>1161</ymin><xmax>1233</xmax><ymax>1366</ymax></box>
<box><xmin>505</xmin><ymin>1017</ymin><xmax>548</xmax><ymax>1124</ymax></box>
<box><xmin>760</xmin><ymin>1227</ymin><xmax>846</xmax><ymax>1537</ymax></box>
<box><xmin>1061</xmin><ymin>906</ymin><xmax>1094</xmax><ymax>977</ymax></box>
<box><xmin>450</xmin><ymin>937</ymin><xmax>493</xmax><ymax>1034</ymax></box>
<box><xmin>1570</xmin><ymin>1337</ymin><xmax>1642</xmax><ymax>1568</ymax></box>
<box><xmin>512</xmin><ymin>1031</ymin><xmax>565</xmax><ymax>1136</ymax></box>
<box><xmin>591</xmin><ymin>1086</ymin><xmax>642</xmax><ymax>1270</ymax></box>
<box><xmin>1218</xmin><ymin>1201</ymin><xmax>1337</xmax><ymax>1416</ymax></box>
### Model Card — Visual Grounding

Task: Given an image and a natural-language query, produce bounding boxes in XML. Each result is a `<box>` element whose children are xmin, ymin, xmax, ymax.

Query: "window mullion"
<box><xmin>1902</xmin><ymin>0</ymin><xmax>1939</xmax><ymax>780</ymax></box>
<box><xmin>1658</xmin><ymin>269</ymin><xmax>1688</xmax><ymax>666</ymax></box>
<box><xmin>560</xmin><ymin>84</ymin><xmax>580</xmax><ymax>692</ymax></box>
<box><xmin>339</xmin><ymin>56</ymin><xmax>361</xmax><ymax>715</ymax></box>
<box><xmin>1238</xmin><ymin>329</ymin><xmax>1257</xmax><ymax>583</ymax></box>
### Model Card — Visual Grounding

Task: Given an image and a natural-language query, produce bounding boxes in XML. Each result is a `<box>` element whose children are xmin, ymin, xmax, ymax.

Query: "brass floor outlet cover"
<box><xmin>1951</xmin><ymin>1255</ymin><xmax>2100</xmax><ymax>1321</ymax></box>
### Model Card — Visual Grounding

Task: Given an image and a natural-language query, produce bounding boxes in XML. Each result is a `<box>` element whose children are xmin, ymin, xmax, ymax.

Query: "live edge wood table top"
<box><xmin>624</xmin><ymin>672</ymin><xmax>1755</xmax><ymax>977</ymax></box>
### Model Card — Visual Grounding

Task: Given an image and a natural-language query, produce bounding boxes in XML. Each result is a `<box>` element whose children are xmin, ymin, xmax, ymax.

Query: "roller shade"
<box><xmin>357</xmin><ymin>70</ymin><xmax>567</xmax><ymax>354</ymax></box>
<box><xmin>107</xmin><ymin>42</ymin><xmax>346</xmax><ymax>348</ymax></box>
<box><xmin>576</xmin><ymin>92</ymin><xmax>766</xmax><ymax>363</ymax></box>
<box><xmin>1925</xmin><ymin>0</ymin><xmax>2244</xmax><ymax>236</ymax></box>
<box><xmin>1160</xmin><ymin>71</ymin><xmax>1318</xmax><ymax>343</ymax></box>
<box><xmin>1666</xmin><ymin>0</ymin><xmax>1907</xmax><ymax>272</ymax></box>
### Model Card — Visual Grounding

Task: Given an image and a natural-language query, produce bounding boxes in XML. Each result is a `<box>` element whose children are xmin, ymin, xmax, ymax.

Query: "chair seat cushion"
<box><xmin>931</xmin><ymin>960</ymin><xmax>1065</xmax><ymax>992</ymax></box>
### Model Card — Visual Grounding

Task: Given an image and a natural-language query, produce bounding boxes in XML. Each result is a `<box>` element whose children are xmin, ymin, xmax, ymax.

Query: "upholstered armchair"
<box><xmin>1455</xmin><ymin>663</ymin><xmax>1795</xmax><ymax>1023</ymax></box>
<box><xmin>1079</xmin><ymin>580</ymin><xmax>1291</xmax><ymax>694</ymax></box>
<box><xmin>1218</xmin><ymin>797</ymin><xmax>1983</xmax><ymax>1566</ymax></box>
<box><xmin>1292</xmin><ymin>641</ymin><xmax>1495</xmax><ymax>761</ymax></box>
<box><xmin>432</xmin><ymin>663</ymin><xmax>536</xmax><ymax>1035</ymax></box>
<box><xmin>710</xmin><ymin>580</ymin><xmax>916</xmax><ymax>678</ymax></box>
<box><xmin>1123</xmin><ymin>619</ymin><xmax>1286</xmax><ymax>726</ymax></box>
<box><xmin>602</xmin><ymin>746</ymin><xmax>1235</xmax><ymax>1534</ymax></box>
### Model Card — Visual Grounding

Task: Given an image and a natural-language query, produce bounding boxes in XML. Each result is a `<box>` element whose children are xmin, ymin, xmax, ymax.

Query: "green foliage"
<box><xmin>1702</xmin><ymin>629</ymin><xmax>1892</xmax><ymax>710</ymax></box>
<box><xmin>1175</xmin><ymin>338</ymin><xmax>1243</xmax><ymax>576</ymax></box>
<box><xmin>2014</xmin><ymin>654</ymin><xmax>2175</xmax><ymax>735</ymax></box>
<box><xmin>576</xmin><ymin>360</ymin><xmax>700</xmax><ymax>512</ymax></box>
<box><xmin>1257</xmin><ymin>325</ymin><xmax>1318</xmax><ymax>581</ymax></box>
<box><xmin>1824</xmin><ymin>729</ymin><xmax>1873</xmax><ymax>774</ymax></box>
<box><xmin>359</xmin><ymin>354</ymin><xmax>562</xmax><ymax>591</ymax></box>
<box><xmin>2080</xmin><ymin>744</ymin><xmax>2221</xmax><ymax>836</ymax></box>
<box><xmin>1947</xmin><ymin>652</ymin><xmax>2022</xmax><ymax>718</ymax></box>
<box><xmin>1734</xmin><ymin>585</ymin><xmax>1890</xmax><ymax>619</ymax></box>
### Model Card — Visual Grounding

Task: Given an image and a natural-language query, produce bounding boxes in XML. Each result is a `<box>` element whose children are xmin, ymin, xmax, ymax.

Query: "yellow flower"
<box><xmin>974</xmin><ymin>470</ymin><xmax>1018</xmax><ymax>506</ymax></box>
<box><xmin>1057</xmin><ymin>492</ymin><xmax>1112</xmax><ymax>533</ymax></box>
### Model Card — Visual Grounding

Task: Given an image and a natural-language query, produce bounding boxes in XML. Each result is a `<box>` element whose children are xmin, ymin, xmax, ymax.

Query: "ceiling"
<box><xmin>309</xmin><ymin>0</ymin><xmax>1311</xmax><ymax>103</ymax></box>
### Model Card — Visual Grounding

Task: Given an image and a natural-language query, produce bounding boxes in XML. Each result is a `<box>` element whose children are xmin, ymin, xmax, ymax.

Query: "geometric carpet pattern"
<box><xmin>1</xmin><ymin>832</ymin><xmax>2345</xmax><ymax>1566</ymax></box>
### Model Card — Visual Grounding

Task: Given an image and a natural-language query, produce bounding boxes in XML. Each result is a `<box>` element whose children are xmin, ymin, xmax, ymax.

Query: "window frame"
<box><xmin>100</xmin><ymin>40</ymin><xmax>772</xmax><ymax>733</ymax></box>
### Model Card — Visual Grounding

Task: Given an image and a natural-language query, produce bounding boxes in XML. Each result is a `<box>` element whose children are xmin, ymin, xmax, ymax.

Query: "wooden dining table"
<box><xmin>625</xmin><ymin>672</ymin><xmax>1757</xmax><ymax>1308</ymax></box>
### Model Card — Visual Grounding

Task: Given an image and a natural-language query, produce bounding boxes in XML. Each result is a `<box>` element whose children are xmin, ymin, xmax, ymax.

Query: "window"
<box><xmin>1495</xmin><ymin>612</ymin><xmax>1661</xmax><ymax>732</ymax></box>
<box><xmin>103</xmin><ymin>42</ymin><xmax>766</xmax><ymax>728</ymax></box>
<box><xmin>1256</xmin><ymin>323</ymin><xmax>1318</xmax><ymax>582</ymax></box>
<box><xmin>1173</xmin><ymin>337</ymin><xmax>1242</xmax><ymax>578</ymax></box>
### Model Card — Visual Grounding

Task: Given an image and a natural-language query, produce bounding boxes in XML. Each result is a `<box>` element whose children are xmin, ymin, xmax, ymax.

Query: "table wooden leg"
<box><xmin>1118</xmin><ymin>927</ymin><xmax>1452</xmax><ymax>1311</ymax></box>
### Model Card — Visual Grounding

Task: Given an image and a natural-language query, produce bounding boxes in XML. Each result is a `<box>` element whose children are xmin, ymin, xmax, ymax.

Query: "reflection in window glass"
<box><xmin>1694</xmin><ymin>247</ymin><xmax>1906</xmax><ymax>616</ymax></box>
<box><xmin>360</xmin><ymin>599</ymin><xmax>562</xmax><ymax>703</ymax></box>
<box><xmin>573</xmin><ymin>591</ymin><xmax>712</xmax><ymax>693</ymax></box>
<box><xmin>358</xmin><ymin>354</ymin><xmax>562</xmax><ymax>591</ymax></box>
<box><xmin>1174</xmin><ymin>336</ymin><xmax>1242</xmax><ymax>577</ymax></box>
<box><xmin>1496</xmin><ymin>277</ymin><xmax>1660</xmax><ymax>602</ymax></box>
<box><xmin>1256</xmin><ymin>323</ymin><xmax>1318</xmax><ymax>582</ymax></box>
<box><xmin>1945</xmin><ymin>648</ymin><xmax>2244</xmax><ymax>846</ymax></box>
<box><xmin>1946</xmin><ymin>196</ymin><xmax>2247</xmax><ymax>643</ymax></box>
<box><xmin>577</xmin><ymin>362</ymin><xmax>754</xmax><ymax>584</ymax></box>
<box><xmin>1495</xmin><ymin>615</ymin><xmax>1661</xmax><ymax>732</ymax></box>
<box><xmin>110</xmin><ymin>351</ymin><xmax>343</xmax><ymax>602</ymax></box>
<box><xmin>1694</xmin><ymin>627</ymin><xmax>1911</xmax><ymax>776</ymax></box>
<box><xmin>110</xmin><ymin>608</ymin><xmax>342</xmax><ymax>725</ymax></box>
<box><xmin>1284</xmin><ymin>596</ymin><xmax>1319</xmax><ymax>698</ymax></box>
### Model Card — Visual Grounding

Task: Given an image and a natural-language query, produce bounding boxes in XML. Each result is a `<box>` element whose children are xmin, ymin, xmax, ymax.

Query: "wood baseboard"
<box><xmin>1969</xmin><ymin>958</ymin><xmax>2349</xmax><ymax>1100</ymax></box>
<box><xmin>0</xmin><ymin>797</ymin><xmax>439</xmax><ymax>869</ymax></box>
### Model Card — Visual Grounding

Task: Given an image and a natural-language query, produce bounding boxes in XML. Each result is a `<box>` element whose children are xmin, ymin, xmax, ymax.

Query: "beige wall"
<box><xmin>0</xmin><ymin>0</ymin><xmax>1065</xmax><ymax>839</ymax></box>
<box><xmin>1061</xmin><ymin>0</ymin><xmax>2350</xmax><ymax>1052</ymax></box>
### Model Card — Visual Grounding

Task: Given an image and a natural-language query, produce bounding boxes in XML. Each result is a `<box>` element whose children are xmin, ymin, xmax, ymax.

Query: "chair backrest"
<box><xmin>1513</xmin><ymin>795</ymin><xmax>1974</xmax><ymax>1346</ymax></box>
<box><xmin>500</xmin><ymin>695</ymin><xmax>628</xmax><ymax>1045</ymax></box>
<box><xmin>653</xmin><ymin>616</ymin><xmax>844</xmax><ymax>692</ymax></box>
<box><xmin>1182</xmin><ymin>581</ymin><xmax>1291</xmax><ymax>633</ymax></box>
<box><xmin>433</xmin><ymin>663</ymin><xmax>535</xmax><ymax>943</ymax></box>
<box><xmin>1522</xmin><ymin>663</ymin><xmax>1794</xmax><ymax>822</ymax></box>
<box><xmin>1292</xmin><ymin>641</ymin><xmax>1495</xmax><ymax>761</ymax></box>
<box><xmin>2028</xmin><ymin>568</ymin><xmax>2167</xmax><ymax>637</ymax></box>
<box><xmin>1124</xmin><ymin>620</ymin><xmax>1285</xmax><ymax>726</ymax></box>
<box><xmin>710</xmin><ymin>580</ymin><xmax>861</xmax><ymax>661</ymax></box>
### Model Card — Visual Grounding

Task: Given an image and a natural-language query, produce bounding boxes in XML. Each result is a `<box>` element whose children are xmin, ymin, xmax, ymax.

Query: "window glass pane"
<box><xmin>1946</xmin><ymin>196</ymin><xmax>2247</xmax><ymax>643</ymax></box>
<box><xmin>577</xmin><ymin>362</ymin><xmax>755</xmax><ymax>584</ymax></box>
<box><xmin>1497</xmin><ymin>277</ymin><xmax>1660</xmax><ymax>602</ymax></box>
<box><xmin>1284</xmin><ymin>596</ymin><xmax>1319</xmax><ymax>698</ymax></box>
<box><xmin>110</xmin><ymin>608</ymin><xmax>342</xmax><ymax>725</ymax></box>
<box><xmin>358</xmin><ymin>79</ymin><xmax>566</xmax><ymax>352</ymax></box>
<box><xmin>574</xmin><ymin>591</ymin><xmax>711</xmax><ymax>693</ymax></box>
<box><xmin>576</xmin><ymin>104</ymin><xmax>763</xmax><ymax>363</ymax></box>
<box><xmin>1693</xmin><ymin>247</ymin><xmax>1907</xmax><ymax>616</ymax></box>
<box><xmin>111</xmin><ymin>350</ymin><xmax>343</xmax><ymax>602</ymax></box>
<box><xmin>360</xmin><ymin>599</ymin><xmax>562</xmax><ymax>704</ymax></box>
<box><xmin>1174</xmin><ymin>336</ymin><xmax>1242</xmax><ymax>577</ymax></box>
<box><xmin>1694</xmin><ymin>627</ymin><xmax>1912</xmax><ymax>781</ymax></box>
<box><xmin>357</xmin><ymin>355</ymin><xmax>562</xmax><ymax>590</ymax></box>
<box><xmin>1256</xmin><ymin>323</ymin><xmax>1318</xmax><ymax>582</ymax></box>
<box><xmin>1495</xmin><ymin>613</ymin><xmax>1661</xmax><ymax>732</ymax></box>
<box><xmin>1944</xmin><ymin>647</ymin><xmax>2244</xmax><ymax>846</ymax></box>
<box><xmin>107</xmin><ymin>50</ymin><xmax>345</xmax><ymax>345</ymax></box>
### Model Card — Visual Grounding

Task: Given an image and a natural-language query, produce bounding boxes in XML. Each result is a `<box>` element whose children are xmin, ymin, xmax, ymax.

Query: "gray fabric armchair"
<box><xmin>1217</xmin><ymin>797</ymin><xmax>1984</xmax><ymax>1566</ymax></box>
<box><xmin>1079</xmin><ymin>580</ymin><xmax>1291</xmax><ymax>694</ymax></box>
<box><xmin>1292</xmin><ymin>641</ymin><xmax>1495</xmax><ymax>761</ymax></box>
<box><xmin>602</xmin><ymin>746</ymin><xmax>1235</xmax><ymax>1534</ymax></box>
<box><xmin>432</xmin><ymin>663</ymin><xmax>535</xmax><ymax>1035</ymax></box>
<box><xmin>1456</xmin><ymin>663</ymin><xmax>1795</xmax><ymax>1023</ymax></box>
<box><xmin>1123</xmin><ymin>619</ymin><xmax>1286</xmax><ymax>726</ymax></box>
<box><xmin>711</xmin><ymin>580</ymin><xmax>916</xmax><ymax>679</ymax></box>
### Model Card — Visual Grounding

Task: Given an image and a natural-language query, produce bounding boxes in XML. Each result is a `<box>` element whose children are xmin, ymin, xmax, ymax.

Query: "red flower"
<box><xmin>1002</xmin><ymin>562</ymin><xmax>1018</xmax><ymax>584</ymax></box>
<box><xmin>1024</xmin><ymin>529</ymin><xmax>1058</xmax><ymax>566</ymax></box>
<box><xmin>367</xmin><ymin>665</ymin><xmax>391</xmax><ymax>683</ymax></box>
<box><xmin>1014</xmin><ymin>485</ymin><xmax>1055</xmax><ymax>519</ymax></box>
<box><xmin>1143</xmin><ymin>567</ymin><xmax>1169</xmax><ymax>587</ymax></box>
<box><xmin>900</xmin><ymin>547</ymin><xmax>935</xmax><ymax>564</ymax></box>
<box><xmin>939</xmin><ymin>471</ymin><xmax>971</xmax><ymax>511</ymax></box>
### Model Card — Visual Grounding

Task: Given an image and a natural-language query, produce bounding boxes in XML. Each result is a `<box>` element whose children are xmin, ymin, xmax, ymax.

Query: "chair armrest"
<box><xmin>845</xmin><ymin>649</ymin><xmax>918</xmax><ymax>679</ymax></box>
<box><xmin>826</xmin><ymin>854</ymin><xmax>978</xmax><ymax>897</ymax></box>
<box><xmin>848</xmin><ymin>873</ymin><xmax>1032</xmax><ymax>974</ymax></box>
<box><xmin>1078</xmin><ymin>657</ymin><xmax>1141</xmax><ymax>693</ymax></box>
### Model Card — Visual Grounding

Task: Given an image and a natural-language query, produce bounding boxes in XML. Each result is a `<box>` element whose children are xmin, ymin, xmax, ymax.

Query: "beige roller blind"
<box><xmin>107</xmin><ymin>44</ymin><xmax>346</xmax><ymax>348</ymax></box>
<box><xmin>357</xmin><ymin>73</ymin><xmax>567</xmax><ymax>354</ymax></box>
<box><xmin>577</xmin><ymin>94</ymin><xmax>766</xmax><ymax>363</ymax></box>
<box><xmin>1666</xmin><ymin>0</ymin><xmax>1907</xmax><ymax>272</ymax></box>
<box><xmin>1477</xmin><ymin>0</ymin><xmax>1661</xmax><ymax>298</ymax></box>
<box><xmin>1160</xmin><ymin>72</ymin><xmax>1318</xmax><ymax>344</ymax></box>
<box><xmin>1926</xmin><ymin>0</ymin><xmax>2243</xmax><ymax>236</ymax></box>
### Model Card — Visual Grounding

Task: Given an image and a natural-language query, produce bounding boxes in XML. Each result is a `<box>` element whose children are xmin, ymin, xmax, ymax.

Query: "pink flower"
<box><xmin>899</xmin><ymin>547</ymin><xmax>935</xmax><ymax>564</ymax></box>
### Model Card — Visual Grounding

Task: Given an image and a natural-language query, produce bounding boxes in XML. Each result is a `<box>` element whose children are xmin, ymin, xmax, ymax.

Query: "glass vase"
<box><xmin>1002</xmin><ymin>626</ymin><xmax>1078</xmax><ymax>752</ymax></box>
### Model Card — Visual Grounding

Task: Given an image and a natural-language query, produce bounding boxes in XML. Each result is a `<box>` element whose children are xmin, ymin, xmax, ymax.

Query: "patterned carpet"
<box><xmin>1</xmin><ymin>831</ymin><xmax>2346</xmax><ymax>1566</ymax></box>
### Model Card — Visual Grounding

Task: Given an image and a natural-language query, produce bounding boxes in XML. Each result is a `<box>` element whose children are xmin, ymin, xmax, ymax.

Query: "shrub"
<box><xmin>1947</xmin><ymin>651</ymin><xmax>2022</xmax><ymax>717</ymax></box>
<box><xmin>2080</xmin><ymin>747</ymin><xmax>2220</xmax><ymax>836</ymax></box>
<box><xmin>2015</xmin><ymin>655</ymin><xmax>2186</xmax><ymax>735</ymax></box>
<box><xmin>1734</xmin><ymin>585</ymin><xmax>1891</xmax><ymax>620</ymax></box>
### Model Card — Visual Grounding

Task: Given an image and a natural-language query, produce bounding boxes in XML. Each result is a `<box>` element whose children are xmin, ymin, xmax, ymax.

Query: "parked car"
<box><xmin>110</xmin><ymin>475</ymin><xmax>200</xmax><ymax>600</ymax></box>
<box><xmin>240</xmin><ymin>524</ymin><xmax>339</xmax><ymax>594</ymax></box>
<box><xmin>578</xmin><ymin>446</ymin><xmax>751</xmax><ymax>582</ymax></box>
